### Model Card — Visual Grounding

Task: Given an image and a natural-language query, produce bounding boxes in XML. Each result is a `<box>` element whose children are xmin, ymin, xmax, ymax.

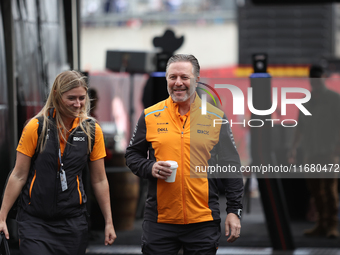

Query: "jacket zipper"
<box><xmin>54</xmin><ymin>129</ymin><xmax>64</xmax><ymax>218</ymax></box>
<box><xmin>181</xmin><ymin>117</ymin><xmax>188</xmax><ymax>224</ymax></box>
<box><xmin>53</xmin><ymin>139</ymin><xmax>59</xmax><ymax>218</ymax></box>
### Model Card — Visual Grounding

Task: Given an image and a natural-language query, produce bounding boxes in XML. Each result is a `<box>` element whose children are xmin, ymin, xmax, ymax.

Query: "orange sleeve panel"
<box><xmin>89</xmin><ymin>123</ymin><xmax>106</xmax><ymax>161</ymax></box>
<box><xmin>17</xmin><ymin>118</ymin><xmax>39</xmax><ymax>157</ymax></box>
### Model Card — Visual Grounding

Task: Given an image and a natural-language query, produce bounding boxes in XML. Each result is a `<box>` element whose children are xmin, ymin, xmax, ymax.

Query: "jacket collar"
<box><xmin>49</xmin><ymin>108</ymin><xmax>80</xmax><ymax>132</ymax></box>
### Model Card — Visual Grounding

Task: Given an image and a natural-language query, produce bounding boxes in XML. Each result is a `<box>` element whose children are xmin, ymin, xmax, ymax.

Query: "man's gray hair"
<box><xmin>166</xmin><ymin>54</ymin><xmax>200</xmax><ymax>78</ymax></box>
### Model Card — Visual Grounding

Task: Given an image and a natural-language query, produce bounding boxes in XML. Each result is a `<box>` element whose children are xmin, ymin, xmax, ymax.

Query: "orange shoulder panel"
<box><xmin>17</xmin><ymin>118</ymin><xmax>39</xmax><ymax>158</ymax></box>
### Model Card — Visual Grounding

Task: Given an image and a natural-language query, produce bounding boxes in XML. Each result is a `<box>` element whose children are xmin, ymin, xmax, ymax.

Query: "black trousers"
<box><xmin>17</xmin><ymin>211</ymin><xmax>88</xmax><ymax>255</ymax></box>
<box><xmin>141</xmin><ymin>220</ymin><xmax>221</xmax><ymax>255</ymax></box>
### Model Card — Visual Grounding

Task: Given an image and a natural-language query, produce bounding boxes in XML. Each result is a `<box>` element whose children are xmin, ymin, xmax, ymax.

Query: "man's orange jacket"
<box><xmin>125</xmin><ymin>95</ymin><xmax>243</xmax><ymax>224</ymax></box>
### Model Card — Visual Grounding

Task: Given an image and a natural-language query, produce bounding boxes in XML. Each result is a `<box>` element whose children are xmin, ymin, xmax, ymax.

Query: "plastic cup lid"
<box><xmin>166</xmin><ymin>160</ymin><xmax>178</xmax><ymax>168</ymax></box>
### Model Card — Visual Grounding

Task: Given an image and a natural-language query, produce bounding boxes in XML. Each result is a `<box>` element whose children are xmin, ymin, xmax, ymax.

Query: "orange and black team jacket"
<box><xmin>125</xmin><ymin>94</ymin><xmax>243</xmax><ymax>224</ymax></box>
<box><xmin>17</xmin><ymin>114</ymin><xmax>106</xmax><ymax>220</ymax></box>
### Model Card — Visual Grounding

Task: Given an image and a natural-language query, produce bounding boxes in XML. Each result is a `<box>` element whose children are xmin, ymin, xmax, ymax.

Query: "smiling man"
<box><xmin>125</xmin><ymin>54</ymin><xmax>244</xmax><ymax>255</ymax></box>
<box><xmin>166</xmin><ymin>60</ymin><xmax>197</xmax><ymax>107</ymax></box>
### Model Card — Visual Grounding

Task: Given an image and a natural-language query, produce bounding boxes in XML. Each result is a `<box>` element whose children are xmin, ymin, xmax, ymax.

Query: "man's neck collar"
<box><xmin>174</xmin><ymin>93</ymin><xmax>196</xmax><ymax>116</ymax></box>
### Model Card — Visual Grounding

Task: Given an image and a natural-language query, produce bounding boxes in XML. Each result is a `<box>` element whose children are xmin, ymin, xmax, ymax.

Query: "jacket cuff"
<box><xmin>227</xmin><ymin>208</ymin><xmax>242</xmax><ymax>219</ymax></box>
<box><xmin>147</xmin><ymin>161</ymin><xmax>155</xmax><ymax>179</ymax></box>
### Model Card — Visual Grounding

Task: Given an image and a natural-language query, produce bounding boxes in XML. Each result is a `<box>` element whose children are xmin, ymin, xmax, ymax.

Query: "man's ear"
<box><xmin>196</xmin><ymin>76</ymin><xmax>200</xmax><ymax>85</ymax></box>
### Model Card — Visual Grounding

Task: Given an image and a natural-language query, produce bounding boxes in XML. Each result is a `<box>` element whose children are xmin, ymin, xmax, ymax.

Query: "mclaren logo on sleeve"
<box><xmin>197</xmin><ymin>123</ymin><xmax>211</xmax><ymax>127</ymax></box>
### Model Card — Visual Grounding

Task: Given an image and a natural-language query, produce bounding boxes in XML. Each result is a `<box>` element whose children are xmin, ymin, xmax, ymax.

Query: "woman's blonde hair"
<box><xmin>33</xmin><ymin>70</ymin><xmax>94</xmax><ymax>153</ymax></box>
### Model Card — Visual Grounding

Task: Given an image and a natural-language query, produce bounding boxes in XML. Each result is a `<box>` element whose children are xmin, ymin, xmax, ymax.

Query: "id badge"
<box><xmin>60</xmin><ymin>169</ymin><xmax>68</xmax><ymax>191</ymax></box>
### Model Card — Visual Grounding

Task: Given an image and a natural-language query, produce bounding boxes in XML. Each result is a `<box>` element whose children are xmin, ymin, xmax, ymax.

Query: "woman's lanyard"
<box><xmin>58</xmin><ymin>148</ymin><xmax>68</xmax><ymax>191</ymax></box>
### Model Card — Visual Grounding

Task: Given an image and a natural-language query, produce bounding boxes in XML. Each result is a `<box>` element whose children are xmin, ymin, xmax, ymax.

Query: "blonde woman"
<box><xmin>0</xmin><ymin>70</ymin><xmax>116</xmax><ymax>254</ymax></box>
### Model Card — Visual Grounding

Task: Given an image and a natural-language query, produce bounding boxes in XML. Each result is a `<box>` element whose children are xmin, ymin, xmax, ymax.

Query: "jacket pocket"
<box><xmin>28</xmin><ymin>170</ymin><xmax>37</xmax><ymax>204</ymax></box>
<box><xmin>76</xmin><ymin>175</ymin><xmax>82</xmax><ymax>204</ymax></box>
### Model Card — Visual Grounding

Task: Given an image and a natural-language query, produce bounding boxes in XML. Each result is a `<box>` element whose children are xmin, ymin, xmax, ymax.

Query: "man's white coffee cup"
<box><xmin>165</xmin><ymin>160</ymin><xmax>178</xmax><ymax>183</ymax></box>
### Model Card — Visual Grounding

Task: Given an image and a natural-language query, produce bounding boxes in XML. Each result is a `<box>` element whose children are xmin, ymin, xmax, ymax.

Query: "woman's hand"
<box><xmin>0</xmin><ymin>152</ymin><xmax>32</xmax><ymax>241</ymax></box>
<box><xmin>0</xmin><ymin>219</ymin><xmax>9</xmax><ymax>239</ymax></box>
<box><xmin>104</xmin><ymin>223</ymin><xmax>116</xmax><ymax>245</ymax></box>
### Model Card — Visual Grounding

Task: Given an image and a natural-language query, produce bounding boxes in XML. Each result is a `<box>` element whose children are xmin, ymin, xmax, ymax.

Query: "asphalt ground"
<box><xmin>85</xmin><ymin>195</ymin><xmax>340</xmax><ymax>255</ymax></box>
<box><xmin>6</xmin><ymin>192</ymin><xmax>340</xmax><ymax>255</ymax></box>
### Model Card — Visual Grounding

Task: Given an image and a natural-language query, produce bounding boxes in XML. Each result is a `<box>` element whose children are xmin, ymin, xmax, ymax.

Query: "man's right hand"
<box><xmin>152</xmin><ymin>161</ymin><xmax>172</xmax><ymax>180</ymax></box>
